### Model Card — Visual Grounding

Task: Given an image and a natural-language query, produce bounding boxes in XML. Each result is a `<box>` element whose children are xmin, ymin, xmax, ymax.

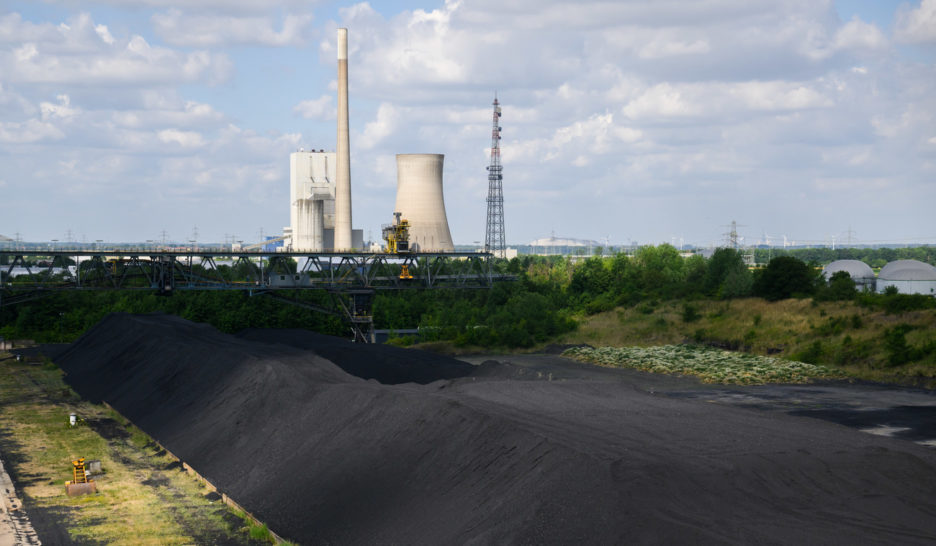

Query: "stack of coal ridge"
<box><xmin>57</xmin><ymin>313</ymin><xmax>936</xmax><ymax>544</ymax></box>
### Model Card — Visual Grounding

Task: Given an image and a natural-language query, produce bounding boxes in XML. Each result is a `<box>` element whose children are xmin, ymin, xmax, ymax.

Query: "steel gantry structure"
<box><xmin>0</xmin><ymin>249</ymin><xmax>509</xmax><ymax>342</ymax></box>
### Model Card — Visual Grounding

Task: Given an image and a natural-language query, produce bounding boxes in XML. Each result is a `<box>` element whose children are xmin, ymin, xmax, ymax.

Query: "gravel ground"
<box><xmin>49</xmin><ymin>313</ymin><xmax>936</xmax><ymax>544</ymax></box>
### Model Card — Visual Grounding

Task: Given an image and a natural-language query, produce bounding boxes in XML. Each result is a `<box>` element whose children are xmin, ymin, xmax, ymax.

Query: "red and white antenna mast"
<box><xmin>484</xmin><ymin>94</ymin><xmax>506</xmax><ymax>258</ymax></box>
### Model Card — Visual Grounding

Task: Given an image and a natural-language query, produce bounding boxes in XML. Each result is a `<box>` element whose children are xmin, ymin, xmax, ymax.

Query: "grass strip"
<box><xmin>0</xmin><ymin>352</ymin><xmax>271</xmax><ymax>545</ymax></box>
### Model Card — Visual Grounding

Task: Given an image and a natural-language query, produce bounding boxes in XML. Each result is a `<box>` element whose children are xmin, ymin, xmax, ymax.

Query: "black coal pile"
<box><xmin>57</xmin><ymin>313</ymin><xmax>936</xmax><ymax>544</ymax></box>
<box><xmin>237</xmin><ymin>328</ymin><xmax>475</xmax><ymax>384</ymax></box>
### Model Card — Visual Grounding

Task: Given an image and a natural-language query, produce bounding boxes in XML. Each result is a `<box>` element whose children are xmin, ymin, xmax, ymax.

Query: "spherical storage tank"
<box><xmin>877</xmin><ymin>259</ymin><xmax>936</xmax><ymax>295</ymax></box>
<box><xmin>822</xmin><ymin>260</ymin><xmax>875</xmax><ymax>289</ymax></box>
<box><xmin>394</xmin><ymin>154</ymin><xmax>454</xmax><ymax>252</ymax></box>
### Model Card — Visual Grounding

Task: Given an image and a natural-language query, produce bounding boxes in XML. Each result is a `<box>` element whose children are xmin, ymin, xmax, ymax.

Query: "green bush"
<box><xmin>883</xmin><ymin>294</ymin><xmax>936</xmax><ymax>314</ymax></box>
<box><xmin>793</xmin><ymin>340</ymin><xmax>824</xmax><ymax>364</ymax></box>
<box><xmin>681</xmin><ymin>303</ymin><xmax>701</xmax><ymax>323</ymax></box>
<box><xmin>884</xmin><ymin>324</ymin><xmax>918</xmax><ymax>366</ymax></box>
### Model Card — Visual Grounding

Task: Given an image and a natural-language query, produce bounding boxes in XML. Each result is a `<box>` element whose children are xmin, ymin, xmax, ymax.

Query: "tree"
<box><xmin>634</xmin><ymin>244</ymin><xmax>686</xmax><ymax>298</ymax></box>
<box><xmin>754</xmin><ymin>256</ymin><xmax>814</xmax><ymax>301</ymax></box>
<box><xmin>704</xmin><ymin>248</ymin><xmax>750</xmax><ymax>298</ymax></box>
<box><xmin>816</xmin><ymin>271</ymin><xmax>857</xmax><ymax>301</ymax></box>
<box><xmin>684</xmin><ymin>254</ymin><xmax>708</xmax><ymax>296</ymax></box>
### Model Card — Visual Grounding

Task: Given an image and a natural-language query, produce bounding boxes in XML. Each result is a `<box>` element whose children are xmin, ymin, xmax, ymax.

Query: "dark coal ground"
<box><xmin>52</xmin><ymin>313</ymin><xmax>936</xmax><ymax>544</ymax></box>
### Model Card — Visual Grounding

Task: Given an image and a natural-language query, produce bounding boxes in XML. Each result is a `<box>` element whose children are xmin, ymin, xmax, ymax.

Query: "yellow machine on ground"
<box><xmin>65</xmin><ymin>457</ymin><xmax>97</xmax><ymax>497</ymax></box>
<box><xmin>382</xmin><ymin>212</ymin><xmax>413</xmax><ymax>280</ymax></box>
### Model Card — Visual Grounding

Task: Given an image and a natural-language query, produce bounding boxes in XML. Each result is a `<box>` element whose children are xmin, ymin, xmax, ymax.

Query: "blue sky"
<box><xmin>2</xmin><ymin>0</ymin><xmax>935</xmax><ymax>247</ymax></box>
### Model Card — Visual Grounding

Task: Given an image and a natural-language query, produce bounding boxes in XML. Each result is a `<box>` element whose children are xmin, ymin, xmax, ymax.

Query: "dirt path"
<box><xmin>0</xmin><ymin>452</ymin><xmax>40</xmax><ymax>546</ymax></box>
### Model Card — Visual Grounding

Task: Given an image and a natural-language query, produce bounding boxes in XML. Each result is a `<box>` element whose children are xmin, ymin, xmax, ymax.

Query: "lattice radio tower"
<box><xmin>484</xmin><ymin>94</ymin><xmax>506</xmax><ymax>258</ymax></box>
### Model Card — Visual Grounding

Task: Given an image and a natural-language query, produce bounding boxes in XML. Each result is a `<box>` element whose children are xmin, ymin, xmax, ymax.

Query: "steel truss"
<box><xmin>1</xmin><ymin>250</ymin><xmax>507</xmax><ymax>342</ymax></box>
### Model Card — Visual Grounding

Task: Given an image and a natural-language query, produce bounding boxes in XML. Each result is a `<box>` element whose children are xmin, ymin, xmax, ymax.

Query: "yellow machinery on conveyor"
<box><xmin>382</xmin><ymin>212</ymin><xmax>413</xmax><ymax>280</ymax></box>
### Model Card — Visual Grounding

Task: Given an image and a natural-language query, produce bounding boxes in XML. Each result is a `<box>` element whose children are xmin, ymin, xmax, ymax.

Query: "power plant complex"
<box><xmin>285</xmin><ymin>29</ymin><xmax>457</xmax><ymax>253</ymax></box>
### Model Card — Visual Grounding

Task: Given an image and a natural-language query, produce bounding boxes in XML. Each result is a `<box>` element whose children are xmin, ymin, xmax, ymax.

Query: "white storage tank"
<box><xmin>394</xmin><ymin>154</ymin><xmax>454</xmax><ymax>252</ymax></box>
<box><xmin>877</xmin><ymin>259</ymin><xmax>936</xmax><ymax>295</ymax></box>
<box><xmin>822</xmin><ymin>260</ymin><xmax>876</xmax><ymax>290</ymax></box>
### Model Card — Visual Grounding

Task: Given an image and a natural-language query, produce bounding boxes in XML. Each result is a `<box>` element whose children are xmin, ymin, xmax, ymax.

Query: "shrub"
<box><xmin>584</xmin><ymin>293</ymin><xmax>616</xmax><ymax>315</ymax></box>
<box><xmin>681</xmin><ymin>303</ymin><xmax>701</xmax><ymax>323</ymax></box>
<box><xmin>883</xmin><ymin>294</ymin><xmax>936</xmax><ymax>314</ymax></box>
<box><xmin>636</xmin><ymin>301</ymin><xmax>656</xmax><ymax>315</ymax></box>
<box><xmin>884</xmin><ymin>324</ymin><xmax>918</xmax><ymax>366</ymax></box>
<box><xmin>794</xmin><ymin>340</ymin><xmax>824</xmax><ymax>364</ymax></box>
<box><xmin>833</xmin><ymin>335</ymin><xmax>873</xmax><ymax>366</ymax></box>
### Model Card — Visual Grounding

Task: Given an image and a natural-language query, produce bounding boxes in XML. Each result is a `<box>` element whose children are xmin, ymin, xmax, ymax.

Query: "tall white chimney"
<box><xmin>334</xmin><ymin>28</ymin><xmax>352</xmax><ymax>250</ymax></box>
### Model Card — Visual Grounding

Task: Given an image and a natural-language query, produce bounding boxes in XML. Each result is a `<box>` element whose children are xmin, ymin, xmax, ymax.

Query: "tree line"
<box><xmin>2</xmin><ymin>245</ymin><xmax>933</xmax><ymax>347</ymax></box>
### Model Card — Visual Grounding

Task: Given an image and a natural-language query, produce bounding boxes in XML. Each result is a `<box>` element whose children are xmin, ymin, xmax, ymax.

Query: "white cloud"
<box><xmin>621</xmin><ymin>80</ymin><xmax>832</xmax><ymax>120</ymax></box>
<box><xmin>505</xmin><ymin>112</ymin><xmax>642</xmax><ymax>165</ymax></box>
<box><xmin>834</xmin><ymin>17</ymin><xmax>887</xmax><ymax>51</ymax></box>
<box><xmin>358</xmin><ymin>103</ymin><xmax>400</xmax><ymax>150</ymax></box>
<box><xmin>896</xmin><ymin>0</ymin><xmax>936</xmax><ymax>43</ymax></box>
<box><xmin>0</xmin><ymin>119</ymin><xmax>65</xmax><ymax>143</ymax></box>
<box><xmin>0</xmin><ymin>13</ymin><xmax>232</xmax><ymax>86</ymax></box>
<box><xmin>152</xmin><ymin>9</ymin><xmax>315</xmax><ymax>47</ymax></box>
<box><xmin>94</xmin><ymin>24</ymin><xmax>115</xmax><ymax>45</ymax></box>
<box><xmin>638</xmin><ymin>39</ymin><xmax>710</xmax><ymax>59</ymax></box>
<box><xmin>622</xmin><ymin>83</ymin><xmax>697</xmax><ymax>119</ymax></box>
<box><xmin>40</xmin><ymin>94</ymin><xmax>78</xmax><ymax>120</ymax></box>
<box><xmin>39</xmin><ymin>0</ymin><xmax>314</xmax><ymax>14</ymax></box>
<box><xmin>293</xmin><ymin>95</ymin><xmax>335</xmax><ymax>120</ymax></box>
<box><xmin>157</xmin><ymin>128</ymin><xmax>206</xmax><ymax>148</ymax></box>
<box><xmin>112</xmin><ymin>100</ymin><xmax>225</xmax><ymax>129</ymax></box>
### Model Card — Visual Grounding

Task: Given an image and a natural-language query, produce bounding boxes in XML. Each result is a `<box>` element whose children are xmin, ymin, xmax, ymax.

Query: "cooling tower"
<box><xmin>394</xmin><ymin>154</ymin><xmax>454</xmax><ymax>252</ymax></box>
<box><xmin>334</xmin><ymin>28</ymin><xmax>352</xmax><ymax>250</ymax></box>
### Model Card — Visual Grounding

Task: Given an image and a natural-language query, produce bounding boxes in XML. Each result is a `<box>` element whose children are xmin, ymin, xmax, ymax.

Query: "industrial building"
<box><xmin>289</xmin><ymin>149</ymin><xmax>335</xmax><ymax>251</ymax></box>
<box><xmin>393</xmin><ymin>154</ymin><xmax>454</xmax><ymax>252</ymax></box>
<box><xmin>877</xmin><ymin>260</ymin><xmax>936</xmax><ymax>295</ymax></box>
<box><xmin>822</xmin><ymin>260</ymin><xmax>876</xmax><ymax>290</ymax></box>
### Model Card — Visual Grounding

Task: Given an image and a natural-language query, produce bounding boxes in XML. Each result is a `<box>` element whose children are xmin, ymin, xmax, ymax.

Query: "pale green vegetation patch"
<box><xmin>564</xmin><ymin>345</ymin><xmax>849</xmax><ymax>385</ymax></box>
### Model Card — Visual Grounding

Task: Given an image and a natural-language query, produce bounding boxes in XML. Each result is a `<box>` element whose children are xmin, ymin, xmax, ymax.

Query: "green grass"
<box><xmin>564</xmin><ymin>345</ymin><xmax>848</xmax><ymax>385</ymax></box>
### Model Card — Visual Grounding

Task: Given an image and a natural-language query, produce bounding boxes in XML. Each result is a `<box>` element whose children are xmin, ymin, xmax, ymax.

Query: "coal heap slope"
<box><xmin>57</xmin><ymin>314</ymin><xmax>936</xmax><ymax>545</ymax></box>
<box><xmin>237</xmin><ymin>327</ymin><xmax>474</xmax><ymax>384</ymax></box>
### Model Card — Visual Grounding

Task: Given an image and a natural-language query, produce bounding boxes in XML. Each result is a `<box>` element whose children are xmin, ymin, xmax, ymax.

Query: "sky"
<box><xmin>1</xmin><ymin>0</ymin><xmax>935</xmax><ymax>248</ymax></box>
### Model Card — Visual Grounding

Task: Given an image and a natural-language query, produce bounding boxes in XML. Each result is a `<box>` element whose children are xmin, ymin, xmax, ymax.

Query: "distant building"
<box><xmin>528</xmin><ymin>236</ymin><xmax>601</xmax><ymax>256</ymax></box>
